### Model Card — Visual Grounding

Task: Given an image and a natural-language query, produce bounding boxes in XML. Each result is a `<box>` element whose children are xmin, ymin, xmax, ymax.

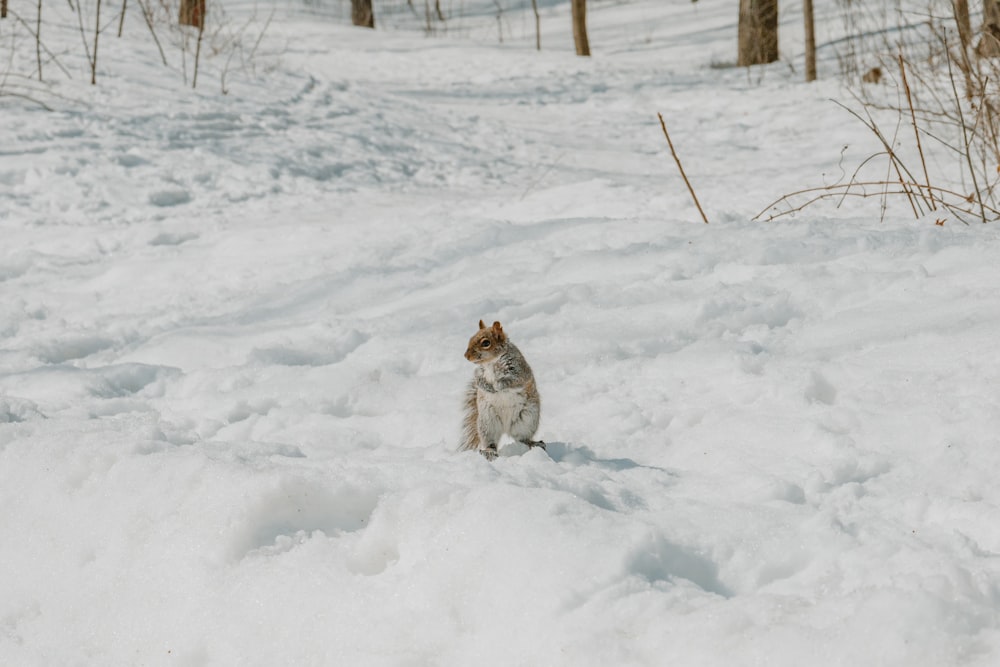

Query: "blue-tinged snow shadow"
<box><xmin>628</xmin><ymin>534</ymin><xmax>734</xmax><ymax>599</ymax></box>
<box><xmin>543</xmin><ymin>441</ymin><xmax>671</xmax><ymax>474</ymax></box>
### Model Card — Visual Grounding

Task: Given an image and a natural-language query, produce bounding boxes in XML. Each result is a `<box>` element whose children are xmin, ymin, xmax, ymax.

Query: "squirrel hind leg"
<box><xmin>508</xmin><ymin>409</ymin><xmax>540</xmax><ymax>448</ymax></box>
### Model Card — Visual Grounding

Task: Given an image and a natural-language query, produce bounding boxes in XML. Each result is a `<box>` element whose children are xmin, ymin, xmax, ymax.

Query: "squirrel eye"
<box><xmin>481</xmin><ymin>340</ymin><xmax>491</xmax><ymax>348</ymax></box>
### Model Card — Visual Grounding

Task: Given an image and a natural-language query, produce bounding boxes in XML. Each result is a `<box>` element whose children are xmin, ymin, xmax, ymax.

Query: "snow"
<box><xmin>3</xmin><ymin>0</ymin><xmax>1000</xmax><ymax>664</ymax></box>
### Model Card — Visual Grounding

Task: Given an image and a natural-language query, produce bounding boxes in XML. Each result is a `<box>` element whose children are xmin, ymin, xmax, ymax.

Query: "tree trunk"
<box><xmin>571</xmin><ymin>0</ymin><xmax>589</xmax><ymax>56</ymax></box>
<box><xmin>978</xmin><ymin>0</ymin><xmax>1000</xmax><ymax>57</ymax></box>
<box><xmin>531</xmin><ymin>0</ymin><xmax>540</xmax><ymax>50</ymax></box>
<box><xmin>179</xmin><ymin>0</ymin><xmax>205</xmax><ymax>28</ymax></box>
<box><xmin>738</xmin><ymin>0</ymin><xmax>778</xmax><ymax>66</ymax></box>
<box><xmin>803</xmin><ymin>0</ymin><xmax>815</xmax><ymax>81</ymax></box>
<box><xmin>352</xmin><ymin>0</ymin><xmax>374</xmax><ymax>29</ymax></box>
<box><xmin>1</xmin><ymin>1</ymin><xmax>7</xmax><ymax>19</ymax></box>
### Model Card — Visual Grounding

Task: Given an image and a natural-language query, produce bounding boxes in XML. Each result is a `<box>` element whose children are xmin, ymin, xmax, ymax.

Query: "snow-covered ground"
<box><xmin>3</xmin><ymin>1</ymin><xmax>1000</xmax><ymax>664</ymax></box>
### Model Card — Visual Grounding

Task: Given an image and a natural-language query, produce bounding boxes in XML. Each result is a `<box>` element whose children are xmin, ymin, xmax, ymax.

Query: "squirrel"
<box><xmin>460</xmin><ymin>320</ymin><xmax>544</xmax><ymax>461</ymax></box>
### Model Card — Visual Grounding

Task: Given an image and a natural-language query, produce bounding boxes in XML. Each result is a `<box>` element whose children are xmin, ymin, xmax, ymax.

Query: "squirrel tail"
<box><xmin>460</xmin><ymin>381</ymin><xmax>480</xmax><ymax>451</ymax></box>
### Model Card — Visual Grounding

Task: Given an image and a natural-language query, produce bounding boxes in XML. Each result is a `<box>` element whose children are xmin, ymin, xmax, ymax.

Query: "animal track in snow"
<box><xmin>232</xmin><ymin>478</ymin><xmax>381</xmax><ymax>561</ymax></box>
<box><xmin>626</xmin><ymin>533</ymin><xmax>732</xmax><ymax>598</ymax></box>
<box><xmin>149</xmin><ymin>231</ymin><xmax>199</xmax><ymax>247</ymax></box>
<box><xmin>33</xmin><ymin>334</ymin><xmax>118</xmax><ymax>364</ymax></box>
<box><xmin>804</xmin><ymin>370</ymin><xmax>837</xmax><ymax>405</ymax></box>
<box><xmin>0</xmin><ymin>397</ymin><xmax>45</xmax><ymax>424</ymax></box>
<box><xmin>247</xmin><ymin>329</ymin><xmax>368</xmax><ymax>367</ymax></box>
<box><xmin>0</xmin><ymin>363</ymin><xmax>179</xmax><ymax>412</ymax></box>
<box><xmin>148</xmin><ymin>189</ymin><xmax>192</xmax><ymax>207</ymax></box>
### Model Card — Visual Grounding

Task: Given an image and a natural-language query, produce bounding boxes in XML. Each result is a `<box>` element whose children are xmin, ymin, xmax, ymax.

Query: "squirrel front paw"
<box><xmin>480</xmin><ymin>444</ymin><xmax>498</xmax><ymax>461</ymax></box>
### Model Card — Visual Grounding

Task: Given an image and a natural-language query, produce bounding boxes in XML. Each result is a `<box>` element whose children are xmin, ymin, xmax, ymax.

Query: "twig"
<box><xmin>493</xmin><ymin>0</ymin><xmax>503</xmax><ymax>44</ymax></box>
<box><xmin>219</xmin><ymin>6</ymin><xmax>273</xmax><ymax>93</ymax></box>
<box><xmin>118</xmin><ymin>0</ymin><xmax>126</xmax><ymax>37</ymax></box>
<box><xmin>657</xmin><ymin>112</ymin><xmax>709</xmax><ymax>224</ymax></box>
<box><xmin>35</xmin><ymin>0</ymin><xmax>42</xmax><ymax>81</ymax></box>
<box><xmin>244</xmin><ymin>8</ymin><xmax>274</xmax><ymax>76</ymax></box>
<box><xmin>92</xmin><ymin>0</ymin><xmax>101</xmax><ymax>85</ymax></box>
<box><xmin>876</xmin><ymin>101</ymin><xmax>922</xmax><ymax>217</ymax></box>
<box><xmin>837</xmin><ymin>150</ymin><xmax>890</xmax><ymax>210</ymax></box>
<box><xmin>530</xmin><ymin>0</ymin><xmax>540</xmax><ymax>51</ymax></box>
<box><xmin>75</xmin><ymin>0</ymin><xmax>94</xmax><ymax>77</ymax></box>
<box><xmin>192</xmin><ymin>14</ymin><xmax>204</xmax><ymax>89</ymax></box>
<box><xmin>0</xmin><ymin>88</ymin><xmax>53</xmax><ymax>109</ymax></box>
<box><xmin>944</xmin><ymin>34</ymin><xmax>986</xmax><ymax>222</ymax></box>
<box><xmin>899</xmin><ymin>53</ymin><xmax>935</xmax><ymax>210</ymax></box>
<box><xmin>754</xmin><ymin>179</ymin><xmax>998</xmax><ymax>223</ymax></box>
<box><xmin>969</xmin><ymin>86</ymin><xmax>1000</xmax><ymax>203</ymax></box>
<box><xmin>6</xmin><ymin>8</ymin><xmax>72</xmax><ymax>78</ymax></box>
<box><xmin>833</xmin><ymin>98</ymin><xmax>925</xmax><ymax>217</ymax></box>
<box><xmin>137</xmin><ymin>0</ymin><xmax>167</xmax><ymax>66</ymax></box>
<box><xmin>766</xmin><ymin>188</ymin><xmax>975</xmax><ymax>225</ymax></box>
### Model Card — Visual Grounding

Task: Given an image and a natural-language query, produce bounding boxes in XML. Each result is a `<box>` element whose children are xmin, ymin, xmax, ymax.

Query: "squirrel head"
<box><xmin>465</xmin><ymin>320</ymin><xmax>507</xmax><ymax>364</ymax></box>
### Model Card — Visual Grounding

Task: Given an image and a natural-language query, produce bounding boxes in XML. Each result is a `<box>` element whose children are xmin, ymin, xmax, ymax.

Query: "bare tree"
<box><xmin>738</xmin><ymin>0</ymin><xmax>778</xmax><ymax>66</ymax></box>
<box><xmin>179</xmin><ymin>0</ymin><xmax>204</xmax><ymax>28</ymax></box>
<box><xmin>803</xmin><ymin>0</ymin><xmax>816</xmax><ymax>81</ymax></box>
<box><xmin>352</xmin><ymin>0</ymin><xmax>374</xmax><ymax>29</ymax></box>
<box><xmin>571</xmin><ymin>0</ymin><xmax>589</xmax><ymax>56</ymax></box>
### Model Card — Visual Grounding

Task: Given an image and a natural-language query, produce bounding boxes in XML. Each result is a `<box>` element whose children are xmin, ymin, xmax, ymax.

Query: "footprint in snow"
<box><xmin>232</xmin><ymin>479</ymin><xmax>382</xmax><ymax>562</ymax></box>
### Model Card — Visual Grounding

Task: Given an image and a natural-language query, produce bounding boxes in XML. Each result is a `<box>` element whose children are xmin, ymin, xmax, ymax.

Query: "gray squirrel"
<box><xmin>460</xmin><ymin>320</ymin><xmax>544</xmax><ymax>460</ymax></box>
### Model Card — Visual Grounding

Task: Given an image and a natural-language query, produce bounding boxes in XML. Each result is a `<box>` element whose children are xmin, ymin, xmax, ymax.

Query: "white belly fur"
<box><xmin>477</xmin><ymin>386</ymin><xmax>526</xmax><ymax>434</ymax></box>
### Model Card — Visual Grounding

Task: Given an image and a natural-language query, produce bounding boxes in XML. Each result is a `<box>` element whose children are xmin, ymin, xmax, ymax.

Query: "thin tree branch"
<box><xmin>36</xmin><ymin>0</ymin><xmax>43</xmax><ymax>81</ymax></box>
<box><xmin>657</xmin><ymin>112</ymin><xmax>709</xmax><ymax>224</ymax></box>
<box><xmin>136</xmin><ymin>0</ymin><xmax>167</xmax><ymax>66</ymax></box>
<box><xmin>91</xmin><ymin>0</ymin><xmax>102</xmax><ymax>85</ymax></box>
<box><xmin>755</xmin><ymin>180</ymin><xmax>998</xmax><ymax>222</ymax></box>
<box><xmin>944</xmin><ymin>32</ymin><xmax>986</xmax><ymax>222</ymax></box>
<box><xmin>899</xmin><ymin>53</ymin><xmax>936</xmax><ymax>210</ymax></box>
<box><xmin>6</xmin><ymin>7</ymin><xmax>72</xmax><ymax>78</ymax></box>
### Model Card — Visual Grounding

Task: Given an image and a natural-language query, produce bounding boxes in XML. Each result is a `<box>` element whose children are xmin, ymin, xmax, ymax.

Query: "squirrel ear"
<box><xmin>478</xmin><ymin>319</ymin><xmax>485</xmax><ymax>330</ymax></box>
<box><xmin>492</xmin><ymin>321</ymin><xmax>503</xmax><ymax>333</ymax></box>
